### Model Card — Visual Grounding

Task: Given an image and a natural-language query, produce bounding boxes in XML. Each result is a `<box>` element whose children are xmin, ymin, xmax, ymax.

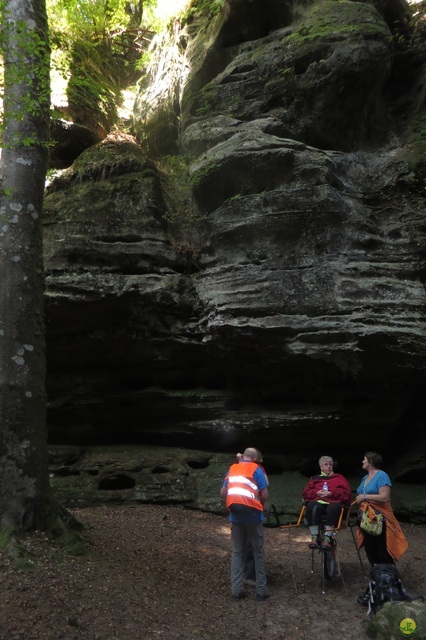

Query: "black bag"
<box><xmin>358</xmin><ymin>563</ymin><xmax>411</xmax><ymax>615</ymax></box>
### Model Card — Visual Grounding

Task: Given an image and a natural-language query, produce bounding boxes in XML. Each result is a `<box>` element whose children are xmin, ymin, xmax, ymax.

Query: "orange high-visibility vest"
<box><xmin>225</xmin><ymin>461</ymin><xmax>263</xmax><ymax>512</ymax></box>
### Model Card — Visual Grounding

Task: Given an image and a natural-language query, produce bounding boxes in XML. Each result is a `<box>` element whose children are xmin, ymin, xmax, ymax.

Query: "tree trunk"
<box><xmin>0</xmin><ymin>0</ymin><xmax>51</xmax><ymax>532</ymax></box>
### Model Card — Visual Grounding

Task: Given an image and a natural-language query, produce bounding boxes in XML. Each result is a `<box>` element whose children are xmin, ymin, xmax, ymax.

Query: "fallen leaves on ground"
<box><xmin>0</xmin><ymin>504</ymin><xmax>424</xmax><ymax>640</ymax></box>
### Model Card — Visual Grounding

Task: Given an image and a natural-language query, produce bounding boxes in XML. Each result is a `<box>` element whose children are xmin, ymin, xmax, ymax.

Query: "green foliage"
<box><xmin>157</xmin><ymin>155</ymin><xmax>206</xmax><ymax>271</ymax></box>
<box><xmin>193</xmin><ymin>0</ymin><xmax>225</xmax><ymax>16</ymax></box>
<box><xmin>287</xmin><ymin>0</ymin><xmax>390</xmax><ymax>45</ymax></box>
<box><xmin>0</xmin><ymin>5</ymin><xmax>50</xmax><ymax>149</ymax></box>
<box><xmin>189</xmin><ymin>159</ymin><xmax>219</xmax><ymax>188</ymax></box>
<box><xmin>47</xmin><ymin>0</ymin><xmax>157</xmax><ymax>68</ymax></box>
<box><xmin>392</xmin><ymin>4</ymin><xmax>426</xmax><ymax>60</ymax></box>
<box><xmin>0</xmin><ymin>525</ymin><xmax>36</xmax><ymax>568</ymax></box>
<box><xmin>47</xmin><ymin>0</ymin><xmax>154</xmax><ymax>42</ymax></box>
<box><xmin>0</xmin><ymin>523</ymin><xmax>15</xmax><ymax>551</ymax></box>
<box><xmin>57</xmin><ymin>530</ymin><xmax>87</xmax><ymax>556</ymax></box>
<box><xmin>192</xmin><ymin>84</ymin><xmax>217</xmax><ymax>118</ymax></box>
<box><xmin>46</xmin><ymin>0</ymin><xmax>159</xmax><ymax>133</ymax></box>
<box><xmin>70</xmin><ymin>136</ymin><xmax>152</xmax><ymax>183</ymax></box>
<box><xmin>181</xmin><ymin>0</ymin><xmax>225</xmax><ymax>24</ymax></box>
<box><xmin>66</xmin><ymin>39</ymin><xmax>121</xmax><ymax>132</ymax></box>
<box><xmin>278</xmin><ymin>66</ymin><xmax>294</xmax><ymax>76</ymax></box>
<box><xmin>158</xmin><ymin>154</ymin><xmax>197</xmax><ymax>223</ymax></box>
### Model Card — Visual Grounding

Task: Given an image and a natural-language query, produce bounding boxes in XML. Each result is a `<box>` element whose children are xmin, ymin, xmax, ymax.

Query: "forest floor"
<box><xmin>0</xmin><ymin>504</ymin><xmax>424</xmax><ymax>640</ymax></box>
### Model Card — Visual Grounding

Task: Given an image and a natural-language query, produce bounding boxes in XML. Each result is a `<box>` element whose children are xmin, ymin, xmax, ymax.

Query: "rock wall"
<box><xmin>48</xmin><ymin>444</ymin><xmax>422</xmax><ymax>522</ymax></box>
<box><xmin>44</xmin><ymin>0</ymin><xmax>426</xmax><ymax>515</ymax></box>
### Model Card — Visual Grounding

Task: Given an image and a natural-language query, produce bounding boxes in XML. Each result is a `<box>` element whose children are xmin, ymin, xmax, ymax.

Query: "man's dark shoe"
<box><xmin>256</xmin><ymin>593</ymin><xmax>270</xmax><ymax>601</ymax></box>
<box><xmin>231</xmin><ymin>592</ymin><xmax>246</xmax><ymax>601</ymax></box>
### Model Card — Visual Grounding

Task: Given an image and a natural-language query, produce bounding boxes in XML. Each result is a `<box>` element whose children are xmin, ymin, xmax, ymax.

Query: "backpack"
<box><xmin>360</xmin><ymin>563</ymin><xmax>411</xmax><ymax>615</ymax></box>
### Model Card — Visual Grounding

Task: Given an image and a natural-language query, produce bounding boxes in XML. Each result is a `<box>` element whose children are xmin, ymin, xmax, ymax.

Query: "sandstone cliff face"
<box><xmin>44</xmin><ymin>0</ymin><xmax>426</xmax><ymax>516</ymax></box>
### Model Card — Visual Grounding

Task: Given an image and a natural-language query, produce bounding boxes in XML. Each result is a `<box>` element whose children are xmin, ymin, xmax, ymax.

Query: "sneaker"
<box><xmin>322</xmin><ymin>534</ymin><xmax>332</xmax><ymax>549</ymax></box>
<box><xmin>308</xmin><ymin>535</ymin><xmax>320</xmax><ymax>549</ymax></box>
<box><xmin>231</xmin><ymin>592</ymin><xmax>246</xmax><ymax>601</ymax></box>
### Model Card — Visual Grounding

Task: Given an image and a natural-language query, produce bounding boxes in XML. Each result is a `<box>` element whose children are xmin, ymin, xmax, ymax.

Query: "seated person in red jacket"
<box><xmin>302</xmin><ymin>455</ymin><xmax>352</xmax><ymax>549</ymax></box>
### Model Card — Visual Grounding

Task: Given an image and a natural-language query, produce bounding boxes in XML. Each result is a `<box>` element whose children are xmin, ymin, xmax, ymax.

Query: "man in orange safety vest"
<box><xmin>220</xmin><ymin>447</ymin><xmax>269</xmax><ymax>601</ymax></box>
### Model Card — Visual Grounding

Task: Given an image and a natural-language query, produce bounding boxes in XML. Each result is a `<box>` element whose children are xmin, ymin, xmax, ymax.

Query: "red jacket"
<box><xmin>302</xmin><ymin>473</ymin><xmax>352</xmax><ymax>504</ymax></box>
<box><xmin>225</xmin><ymin>461</ymin><xmax>264</xmax><ymax>512</ymax></box>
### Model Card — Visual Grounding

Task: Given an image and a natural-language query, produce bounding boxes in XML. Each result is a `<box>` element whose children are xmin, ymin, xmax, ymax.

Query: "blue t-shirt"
<box><xmin>223</xmin><ymin>465</ymin><xmax>267</xmax><ymax>523</ymax></box>
<box><xmin>357</xmin><ymin>470</ymin><xmax>392</xmax><ymax>496</ymax></box>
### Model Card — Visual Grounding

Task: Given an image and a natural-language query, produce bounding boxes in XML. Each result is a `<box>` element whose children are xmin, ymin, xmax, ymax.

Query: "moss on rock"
<box><xmin>288</xmin><ymin>0</ymin><xmax>391</xmax><ymax>44</ymax></box>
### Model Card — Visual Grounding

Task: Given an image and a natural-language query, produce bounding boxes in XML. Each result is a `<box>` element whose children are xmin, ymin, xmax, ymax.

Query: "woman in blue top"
<box><xmin>355</xmin><ymin>451</ymin><xmax>408</xmax><ymax>566</ymax></box>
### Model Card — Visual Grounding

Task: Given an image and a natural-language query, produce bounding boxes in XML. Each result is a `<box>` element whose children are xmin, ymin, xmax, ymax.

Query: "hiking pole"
<box><xmin>349</xmin><ymin>521</ymin><xmax>368</xmax><ymax>577</ymax></box>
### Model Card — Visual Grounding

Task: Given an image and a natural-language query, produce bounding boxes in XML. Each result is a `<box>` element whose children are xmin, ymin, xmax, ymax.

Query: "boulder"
<box><xmin>365</xmin><ymin>601</ymin><xmax>426</xmax><ymax>640</ymax></box>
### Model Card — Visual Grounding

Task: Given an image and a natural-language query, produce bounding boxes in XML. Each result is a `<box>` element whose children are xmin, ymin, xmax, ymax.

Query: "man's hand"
<box><xmin>259</xmin><ymin>488</ymin><xmax>269</xmax><ymax>504</ymax></box>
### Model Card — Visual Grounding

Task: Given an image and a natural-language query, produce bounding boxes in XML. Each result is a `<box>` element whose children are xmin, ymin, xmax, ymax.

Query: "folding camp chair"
<box><xmin>266</xmin><ymin>501</ymin><xmax>366</xmax><ymax>593</ymax></box>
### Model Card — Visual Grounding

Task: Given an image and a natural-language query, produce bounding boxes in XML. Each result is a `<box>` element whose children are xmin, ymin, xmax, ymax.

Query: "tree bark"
<box><xmin>0</xmin><ymin>0</ymin><xmax>51</xmax><ymax>532</ymax></box>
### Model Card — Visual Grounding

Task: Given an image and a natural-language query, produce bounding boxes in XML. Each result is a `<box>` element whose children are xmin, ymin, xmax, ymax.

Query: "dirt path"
<box><xmin>0</xmin><ymin>505</ymin><xmax>424</xmax><ymax>639</ymax></box>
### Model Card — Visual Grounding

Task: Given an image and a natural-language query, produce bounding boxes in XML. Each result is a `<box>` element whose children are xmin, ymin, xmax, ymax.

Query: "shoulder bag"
<box><xmin>360</xmin><ymin>509</ymin><xmax>384</xmax><ymax>536</ymax></box>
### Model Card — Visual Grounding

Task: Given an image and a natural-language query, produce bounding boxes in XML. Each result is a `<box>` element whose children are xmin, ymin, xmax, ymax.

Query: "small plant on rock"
<box><xmin>157</xmin><ymin>155</ymin><xmax>207</xmax><ymax>274</ymax></box>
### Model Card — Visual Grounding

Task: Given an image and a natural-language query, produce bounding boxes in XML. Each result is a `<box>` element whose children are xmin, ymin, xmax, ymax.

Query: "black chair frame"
<box><xmin>266</xmin><ymin>501</ymin><xmax>366</xmax><ymax>593</ymax></box>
